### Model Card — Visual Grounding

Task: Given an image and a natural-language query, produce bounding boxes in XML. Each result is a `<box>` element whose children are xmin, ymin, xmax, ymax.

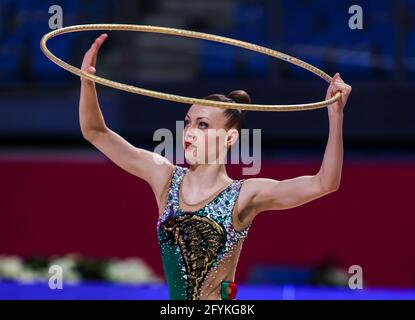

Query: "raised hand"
<box><xmin>80</xmin><ymin>33</ymin><xmax>108</xmax><ymax>84</ymax></box>
<box><xmin>325</xmin><ymin>73</ymin><xmax>352</xmax><ymax>114</ymax></box>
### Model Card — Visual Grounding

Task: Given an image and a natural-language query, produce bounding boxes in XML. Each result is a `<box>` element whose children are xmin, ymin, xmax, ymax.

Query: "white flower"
<box><xmin>105</xmin><ymin>258</ymin><xmax>162</xmax><ymax>284</ymax></box>
<box><xmin>328</xmin><ymin>269</ymin><xmax>350</xmax><ymax>286</ymax></box>
<box><xmin>0</xmin><ymin>255</ymin><xmax>48</xmax><ymax>283</ymax></box>
<box><xmin>15</xmin><ymin>269</ymin><xmax>46</xmax><ymax>284</ymax></box>
<box><xmin>49</xmin><ymin>253</ymin><xmax>81</xmax><ymax>283</ymax></box>
<box><xmin>0</xmin><ymin>255</ymin><xmax>25</xmax><ymax>279</ymax></box>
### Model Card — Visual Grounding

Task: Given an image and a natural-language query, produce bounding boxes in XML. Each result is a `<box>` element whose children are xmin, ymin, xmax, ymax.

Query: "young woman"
<box><xmin>79</xmin><ymin>34</ymin><xmax>352</xmax><ymax>300</ymax></box>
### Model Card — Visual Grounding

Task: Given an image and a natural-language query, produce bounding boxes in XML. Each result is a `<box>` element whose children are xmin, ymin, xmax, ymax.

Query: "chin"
<box><xmin>184</xmin><ymin>150</ymin><xmax>197</xmax><ymax>164</ymax></box>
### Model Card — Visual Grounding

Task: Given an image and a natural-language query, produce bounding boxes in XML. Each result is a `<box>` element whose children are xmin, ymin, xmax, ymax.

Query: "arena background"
<box><xmin>1</xmin><ymin>0</ymin><xmax>415</xmax><ymax>299</ymax></box>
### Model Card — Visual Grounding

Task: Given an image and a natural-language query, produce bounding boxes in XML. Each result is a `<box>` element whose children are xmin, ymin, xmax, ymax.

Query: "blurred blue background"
<box><xmin>0</xmin><ymin>0</ymin><xmax>414</xmax><ymax>152</ymax></box>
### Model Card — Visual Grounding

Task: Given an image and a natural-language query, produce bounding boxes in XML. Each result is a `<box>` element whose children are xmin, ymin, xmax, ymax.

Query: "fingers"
<box><xmin>87</xmin><ymin>66</ymin><xmax>96</xmax><ymax>74</ymax></box>
<box><xmin>331</xmin><ymin>72</ymin><xmax>340</xmax><ymax>83</ymax></box>
<box><xmin>80</xmin><ymin>34</ymin><xmax>107</xmax><ymax>83</ymax></box>
<box><xmin>92</xmin><ymin>33</ymin><xmax>108</xmax><ymax>52</ymax></box>
<box><xmin>90</xmin><ymin>33</ymin><xmax>108</xmax><ymax>67</ymax></box>
<box><xmin>328</xmin><ymin>73</ymin><xmax>340</xmax><ymax>94</ymax></box>
<box><xmin>81</xmin><ymin>33</ymin><xmax>108</xmax><ymax>70</ymax></box>
<box><xmin>328</xmin><ymin>72</ymin><xmax>352</xmax><ymax>95</ymax></box>
<box><xmin>330</xmin><ymin>82</ymin><xmax>346</xmax><ymax>95</ymax></box>
<box><xmin>86</xmin><ymin>34</ymin><xmax>108</xmax><ymax>57</ymax></box>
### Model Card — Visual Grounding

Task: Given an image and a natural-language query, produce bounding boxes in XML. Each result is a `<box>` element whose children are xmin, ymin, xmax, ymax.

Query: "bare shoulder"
<box><xmin>148</xmin><ymin>161</ymin><xmax>176</xmax><ymax>212</ymax></box>
<box><xmin>238</xmin><ymin>178</ymin><xmax>279</xmax><ymax>206</ymax></box>
<box><xmin>235</xmin><ymin>177</ymin><xmax>283</xmax><ymax>226</ymax></box>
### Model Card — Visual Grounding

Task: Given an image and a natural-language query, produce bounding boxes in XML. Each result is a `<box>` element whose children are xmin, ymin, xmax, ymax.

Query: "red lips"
<box><xmin>185</xmin><ymin>141</ymin><xmax>192</xmax><ymax>149</ymax></box>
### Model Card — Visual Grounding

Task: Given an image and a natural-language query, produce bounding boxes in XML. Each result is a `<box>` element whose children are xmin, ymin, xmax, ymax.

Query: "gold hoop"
<box><xmin>40</xmin><ymin>24</ymin><xmax>341</xmax><ymax>112</ymax></box>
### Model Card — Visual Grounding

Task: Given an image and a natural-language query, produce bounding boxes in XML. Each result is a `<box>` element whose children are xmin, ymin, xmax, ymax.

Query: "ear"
<box><xmin>225</xmin><ymin>128</ymin><xmax>239</xmax><ymax>148</ymax></box>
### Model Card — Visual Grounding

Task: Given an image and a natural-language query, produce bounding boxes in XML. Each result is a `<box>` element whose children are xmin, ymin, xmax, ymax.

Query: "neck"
<box><xmin>186</xmin><ymin>163</ymin><xmax>232</xmax><ymax>190</ymax></box>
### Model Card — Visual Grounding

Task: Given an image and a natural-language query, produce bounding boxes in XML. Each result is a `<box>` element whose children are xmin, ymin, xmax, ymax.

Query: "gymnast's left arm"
<box><xmin>242</xmin><ymin>73</ymin><xmax>352</xmax><ymax>216</ymax></box>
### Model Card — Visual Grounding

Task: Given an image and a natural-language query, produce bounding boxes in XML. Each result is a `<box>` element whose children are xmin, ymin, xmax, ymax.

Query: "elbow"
<box><xmin>317</xmin><ymin>175</ymin><xmax>340</xmax><ymax>194</ymax></box>
<box><xmin>81</xmin><ymin>128</ymin><xmax>106</xmax><ymax>142</ymax></box>
<box><xmin>330</xmin><ymin>184</ymin><xmax>340</xmax><ymax>193</ymax></box>
<box><xmin>81</xmin><ymin>129</ymin><xmax>95</xmax><ymax>142</ymax></box>
<box><xmin>326</xmin><ymin>182</ymin><xmax>340</xmax><ymax>193</ymax></box>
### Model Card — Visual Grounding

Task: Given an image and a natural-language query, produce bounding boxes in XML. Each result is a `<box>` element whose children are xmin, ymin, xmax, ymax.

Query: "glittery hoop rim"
<box><xmin>40</xmin><ymin>24</ymin><xmax>342</xmax><ymax>112</ymax></box>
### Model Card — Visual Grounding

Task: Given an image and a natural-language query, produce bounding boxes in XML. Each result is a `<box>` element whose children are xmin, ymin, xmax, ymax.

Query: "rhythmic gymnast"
<box><xmin>79</xmin><ymin>33</ymin><xmax>352</xmax><ymax>300</ymax></box>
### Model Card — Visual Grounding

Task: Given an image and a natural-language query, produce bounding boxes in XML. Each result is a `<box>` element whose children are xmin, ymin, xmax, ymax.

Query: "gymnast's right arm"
<box><xmin>78</xmin><ymin>33</ymin><xmax>175</xmax><ymax>205</ymax></box>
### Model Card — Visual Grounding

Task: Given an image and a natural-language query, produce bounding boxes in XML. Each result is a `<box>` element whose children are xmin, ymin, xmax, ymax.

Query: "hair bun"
<box><xmin>227</xmin><ymin>90</ymin><xmax>251</xmax><ymax>104</ymax></box>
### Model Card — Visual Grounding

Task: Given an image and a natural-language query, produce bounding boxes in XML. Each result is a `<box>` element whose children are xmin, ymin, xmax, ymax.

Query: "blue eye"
<box><xmin>184</xmin><ymin>119</ymin><xmax>189</xmax><ymax>126</ymax></box>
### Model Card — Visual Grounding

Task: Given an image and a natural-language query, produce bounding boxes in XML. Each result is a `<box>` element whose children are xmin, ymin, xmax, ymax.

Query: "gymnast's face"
<box><xmin>183</xmin><ymin>104</ymin><xmax>238</xmax><ymax>165</ymax></box>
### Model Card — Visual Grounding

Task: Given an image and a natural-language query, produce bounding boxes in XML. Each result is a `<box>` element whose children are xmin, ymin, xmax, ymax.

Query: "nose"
<box><xmin>184</xmin><ymin>129</ymin><xmax>196</xmax><ymax>142</ymax></box>
<box><xmin>185</xmin><ymin>135</ymin><xmax>195</xmax><ymax>144</ymax></box>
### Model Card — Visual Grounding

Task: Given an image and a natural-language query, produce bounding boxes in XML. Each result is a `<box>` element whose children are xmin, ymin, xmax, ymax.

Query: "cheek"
<box><xmin>203</xmin><ymin>134</ymin><xmax>210</xmax><ymax>151</ymax></box>
<box><xmin>215</xmin><ymin>135</ymin><xmax>226</xmax><ymax>149</ymax></box>
<box><xmin>203</xmin><ymin>133</ymin><xmax>225</xmax><ymax>152</ymax></box>
<box><xmin>190</xmin><ymin>131</ymin><xmax>206</xmax><ymax>148</ymax></box>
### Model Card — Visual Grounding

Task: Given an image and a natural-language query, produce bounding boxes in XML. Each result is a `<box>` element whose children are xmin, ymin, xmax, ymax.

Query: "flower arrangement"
<box><xmin>0</xmin><ymin>254</ymin><xmax>162</xmax><ymax>284</ymax></box>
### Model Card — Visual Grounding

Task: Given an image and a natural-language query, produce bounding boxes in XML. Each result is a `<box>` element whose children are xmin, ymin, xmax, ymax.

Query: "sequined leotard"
<box><xmin>157</xmin><ymin>165</ymin><xmax>252</xmax><ymax>300</ymax></box>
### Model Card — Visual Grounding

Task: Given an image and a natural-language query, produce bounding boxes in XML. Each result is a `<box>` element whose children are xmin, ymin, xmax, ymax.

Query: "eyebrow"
<box><xmin>185</xmin><ymin>115</ymin><xmax>209</xmax><ymax>120</ymax></box>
